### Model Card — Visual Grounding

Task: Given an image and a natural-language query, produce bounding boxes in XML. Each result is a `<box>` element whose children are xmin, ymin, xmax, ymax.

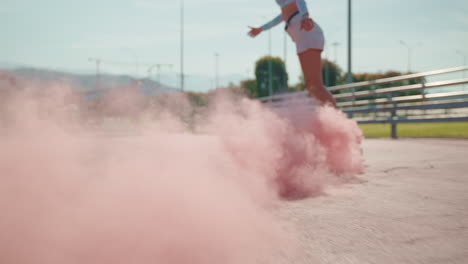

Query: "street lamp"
<box><xmin>88</xmin><ymin>57</ymin><xmax>101</xmax><ymax>90</ymax></box>
<box><xmin>214</xmin><ymin>53</ymin><xmax>219</xmax><ymax>89</ymax></box>
<box><xmin>283</xmin><ymin>30</ymin><xmax>288</xmax><ymax>91</ymax></box>
<box><xmin>260</xmin><ymin>15</ymin><xmax>273</xmax><ymax>95</ymax></box>
<box><xmin>332</xmin><ymin>42</ymin><xmax>340</xmax><ymax>63</ymax></box>
<box><xmin>324</xmin><ymin>40</ymin><xmax>339</xmax><ymax>87</ymax></box>
<box><xmin>346</xmin><ymin>0</ymin><xmax>352</xmax><ymax>84</ymax></box>
<box><xmin>399</xmin><ymin>41</ymin><xmax>411</xmax><ymax>73</ymax></box>
<box><xmin>268</xmin><ymin>29</ymin><xmax>273</xmax><ymax>96</ymax></box>
<box><xmin>121</xmin><ymin>47</ymin><xmax>139</xmax><ymax>77</ymax></box>
<box><xmin>148</xmin><ymin>64</ymin><xmax>173</xmax><ymax>94</ymax></box>
<box><xmin>456</xmin><ymin>50</ymin><xmax>467</xmax><ymax>68</ymax></box>
<box><xmin>324</xmin><ymin>43</ymin><xmax>330</xmax><ymax>86</ymax></box>
<box><xmin>180</xmin><ymin>0</ymin><xmax>185</xmax><ymax>92</ymax></box>
<box><xmin>399</xmin><ymin>41</ymin><xmax>422</xmax><ymax>73</ymax></box>
<box><xmin>456</xmin><ymin>50</ymin><xmax>467</xmax><ymax>90</ymax></box>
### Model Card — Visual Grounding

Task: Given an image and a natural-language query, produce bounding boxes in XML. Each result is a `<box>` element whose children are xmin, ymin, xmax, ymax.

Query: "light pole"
<box><xmin>261</xmin><ymin>70</ymin><xmax>268</xmax><ymax>96</ymax></box>
<box><xmin>456</xmin><ymin>50</ymin><xmax>467</xmax><ymax>70</ymax></box>
<box><xmin>346</xmin><ymin>0</ymin><xmax>352</xmax><ymax>84</ymax></box>
<box><xmin>399</xmin><ymin>41</ymin><xmax>412</xmax><ymax>73</ymax></box>
<box><xmin>457</xmin><ymin>50</ymin><xmax>467</xmax><ymax>90</ymax></box>
<box><xmin>332</xmin><ymin>42</ymin><xmax>340</xmax><ymax>63</ymax></box>
<box><xmin>156</xmin><ymin>64</ymin><xmax>173</xmax><ymax>91</ymax></box>
<box><xmin>268</xmin><ymin>29</ymin><xmax>273</xmax><ymax>96</ymax></box>
<box><xmin>148</xmin><ymin>64</ymin><xmax>173</xmax><ymax>94</ymax></box>
<box><xmin>214</xmin><ymin>53</ymin><xmax>219</xmax><ymax>89</ymax></box>
<box><xmin>331</xmin><ymin>42</ymin><xmax>341</xmax><ymax>86</ymax></box>
<box><xmin>88</xmin><ymin>57</ymin><xmax>101</xmax><ymax>90</ymax></box>
<box><xmin>283</xmin><ymin>30</ymin><xmax>287</xmax><ymax>65</ymax></box>
<box><xmin>147</xmin><ymin>65</ymin><xmax>155</xmax><ymax>95</ymax></box>
<box><xmin>121</xmin><ymin>47</ymin><xmax>139</xmax><ymax>77</ymax></box>
<box><xmin>180</xmin><ymin>0</ymin><xmax>185</xmax><ymax>92</ymax></box>
<box><xmin>324</xmin><ymin>43</ymin><xmax>330</xmax><ymax>86</ymax></box>
<box><xmin>283</xmin><ymin>30</ymin><xmax>288</xmax><ymax>91</ymax></box>
<box><xmin>400</xmin><ymin>41</ymin><xmax>422</xmax><ymax>73</ymax></box>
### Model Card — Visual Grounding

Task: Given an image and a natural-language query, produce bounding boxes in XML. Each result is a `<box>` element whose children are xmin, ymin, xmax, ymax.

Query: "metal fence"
<box><xmin>259</xmin><ymin>66</ymin><xmax>468</xmax><ymax>138</ymax></box>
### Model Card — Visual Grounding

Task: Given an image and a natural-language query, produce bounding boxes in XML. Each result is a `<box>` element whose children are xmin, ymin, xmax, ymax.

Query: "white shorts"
<box><xmin>286</xmin><ymin>14</ymin><xmax>325</xmax><ymax>54</ymax></box>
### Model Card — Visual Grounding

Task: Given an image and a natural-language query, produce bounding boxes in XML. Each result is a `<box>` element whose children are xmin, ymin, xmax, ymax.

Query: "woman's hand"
<box><xmin>300</xmin><ymin>17</ymin><xmax>315</xmax><ymax>32</ymax></box>
<box><xmin>248</xmin><ymin>27</ymin><xmax>263</xmax><ymax>38</ymax></box>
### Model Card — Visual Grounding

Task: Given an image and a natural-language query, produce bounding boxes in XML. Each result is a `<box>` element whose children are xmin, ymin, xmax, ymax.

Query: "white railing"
<box><xmin>259</xmin><ymin>66</ymin><xmax>468</xmax><ymax>139</ymax></box>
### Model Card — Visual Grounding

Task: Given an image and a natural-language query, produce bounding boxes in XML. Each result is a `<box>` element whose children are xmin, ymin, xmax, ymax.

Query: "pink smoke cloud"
<box><xmin>0</xmin><ymin>73</ymin><xmax>363</xmax><ymax>263</ymax></box>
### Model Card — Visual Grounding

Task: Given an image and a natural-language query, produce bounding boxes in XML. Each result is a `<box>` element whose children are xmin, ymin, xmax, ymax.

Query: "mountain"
<box><xmin>3</xmin><ymin>67</ymin><xmax>178</xmax><ymax>95</ymax></box>
<box><xmin>0</xmin><ymin>61</ymin><xmax>25</xmax><ymax>70</ymax></box>
<box><xmin>0</xmin><ymin>64</ymin><xmax>250</xmax><ymax>93</ymax></box>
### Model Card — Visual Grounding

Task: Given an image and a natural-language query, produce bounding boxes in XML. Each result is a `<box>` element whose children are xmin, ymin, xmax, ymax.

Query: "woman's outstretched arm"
<box><xmin>248</xmin><ymin>14</ymin><xmax>283</xmax><ymax>38</ymax></box>
<box><xmin>260</xmin><ymin>14</ymin><xmax>283</xmax><ymax>31</ymax></box>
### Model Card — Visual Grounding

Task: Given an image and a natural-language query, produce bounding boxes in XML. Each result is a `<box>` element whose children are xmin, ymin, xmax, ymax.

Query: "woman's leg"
<box><xmin>298</xmin><ymin>48</ymin><xmax>337</xmax><ymax>107</ymax></box>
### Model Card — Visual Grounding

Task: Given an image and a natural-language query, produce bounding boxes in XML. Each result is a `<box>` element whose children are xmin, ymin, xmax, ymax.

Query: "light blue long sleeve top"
<box><xmin>260</xmin><ymin>0</ymin><xmax>309</xmax><ymax>31</ymax></box>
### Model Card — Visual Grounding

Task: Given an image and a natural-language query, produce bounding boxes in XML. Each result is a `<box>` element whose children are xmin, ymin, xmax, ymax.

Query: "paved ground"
<box><xmin>283</xmin><ymin>139</ymin><xmax>468</xmax><ymax>264</ymax></box>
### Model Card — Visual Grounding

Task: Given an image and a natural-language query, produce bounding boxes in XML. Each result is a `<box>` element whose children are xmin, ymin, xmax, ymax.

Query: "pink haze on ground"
<box><xmin>0</xmin><ymin>74</ymin><xmax>364</xmax><ymax>263</ymax></box>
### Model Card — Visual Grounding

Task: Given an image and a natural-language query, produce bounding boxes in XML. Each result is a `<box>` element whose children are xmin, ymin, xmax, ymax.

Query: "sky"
<box><xmin>1</xmin><ymin>0</ymin><xmax>468</xmax><ymax>91</ymax></box>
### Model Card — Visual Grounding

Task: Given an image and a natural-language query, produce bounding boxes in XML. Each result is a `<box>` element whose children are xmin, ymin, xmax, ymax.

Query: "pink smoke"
<box><xmin>0</xmin><ymin>73</ymin><xmax>363</xmax><ymax>263</ymax></box>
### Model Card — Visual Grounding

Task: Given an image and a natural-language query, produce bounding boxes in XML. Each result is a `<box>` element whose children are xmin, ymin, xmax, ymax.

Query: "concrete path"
<box><xmin>284</xmin><ymin>139</ymin><xmax>468</xmax><ymax>264</ymax></box>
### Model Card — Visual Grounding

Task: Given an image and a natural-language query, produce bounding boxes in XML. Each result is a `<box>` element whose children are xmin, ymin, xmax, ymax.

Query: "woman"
<box><xmin>248</xmin><ymin>0</ymin><xmax>337</xmax><ymax>107</ymax></box>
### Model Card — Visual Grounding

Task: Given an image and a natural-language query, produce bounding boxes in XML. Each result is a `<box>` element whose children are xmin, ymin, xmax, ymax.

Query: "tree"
<box><xmin>322</xmin><ymin>59</ymin><xmax>342</xmax><ymax>87</ymax></box>
<box><xmin>288</xmin><ymin>59</ymin><xmax>341</xmax><ymax>92</ymax></box>
<box><xmin>240</xmin><ymin>79</ymin><xmax>258</xmax><ymax>98</ymax></box>
<box><xmin>255</xmin><ymin>56</ymin><xmax>288</xmax><ymax>97</ymax></box>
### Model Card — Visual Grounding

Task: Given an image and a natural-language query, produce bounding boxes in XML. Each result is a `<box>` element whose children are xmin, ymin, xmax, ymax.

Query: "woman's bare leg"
<box><xmin>298</xmin><ymin>48</ymin><xmax>337</xmax><ymax>107</ymax></box>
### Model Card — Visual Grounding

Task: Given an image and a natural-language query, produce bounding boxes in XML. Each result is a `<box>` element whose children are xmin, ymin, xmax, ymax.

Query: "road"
<box><xmin>282</xmin><ymin>139</ymin><xmax>468</xmax><ymax>264</ymax></box>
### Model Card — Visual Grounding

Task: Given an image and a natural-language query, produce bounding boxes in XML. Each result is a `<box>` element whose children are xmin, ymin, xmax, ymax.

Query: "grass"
<box><xmin>359</xmin><ymin>122</ymin><xmax>468</xmax><ymax>138</ymax></box>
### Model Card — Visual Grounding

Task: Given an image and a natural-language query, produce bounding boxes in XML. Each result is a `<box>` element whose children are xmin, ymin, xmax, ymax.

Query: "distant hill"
<box><xmin>2</xmin><ymin>67</ymin><xmax>178</xmax><ymax>95</ymax></box>
<box><xmin>0</xmin><ymin>61</ymin><xmax>25</xmax><ymax>70</ymax></box>
<box><xmin>0</xmin><ymin>63</ymin><xmax>250</xmax><ymax>93</ymax></box>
